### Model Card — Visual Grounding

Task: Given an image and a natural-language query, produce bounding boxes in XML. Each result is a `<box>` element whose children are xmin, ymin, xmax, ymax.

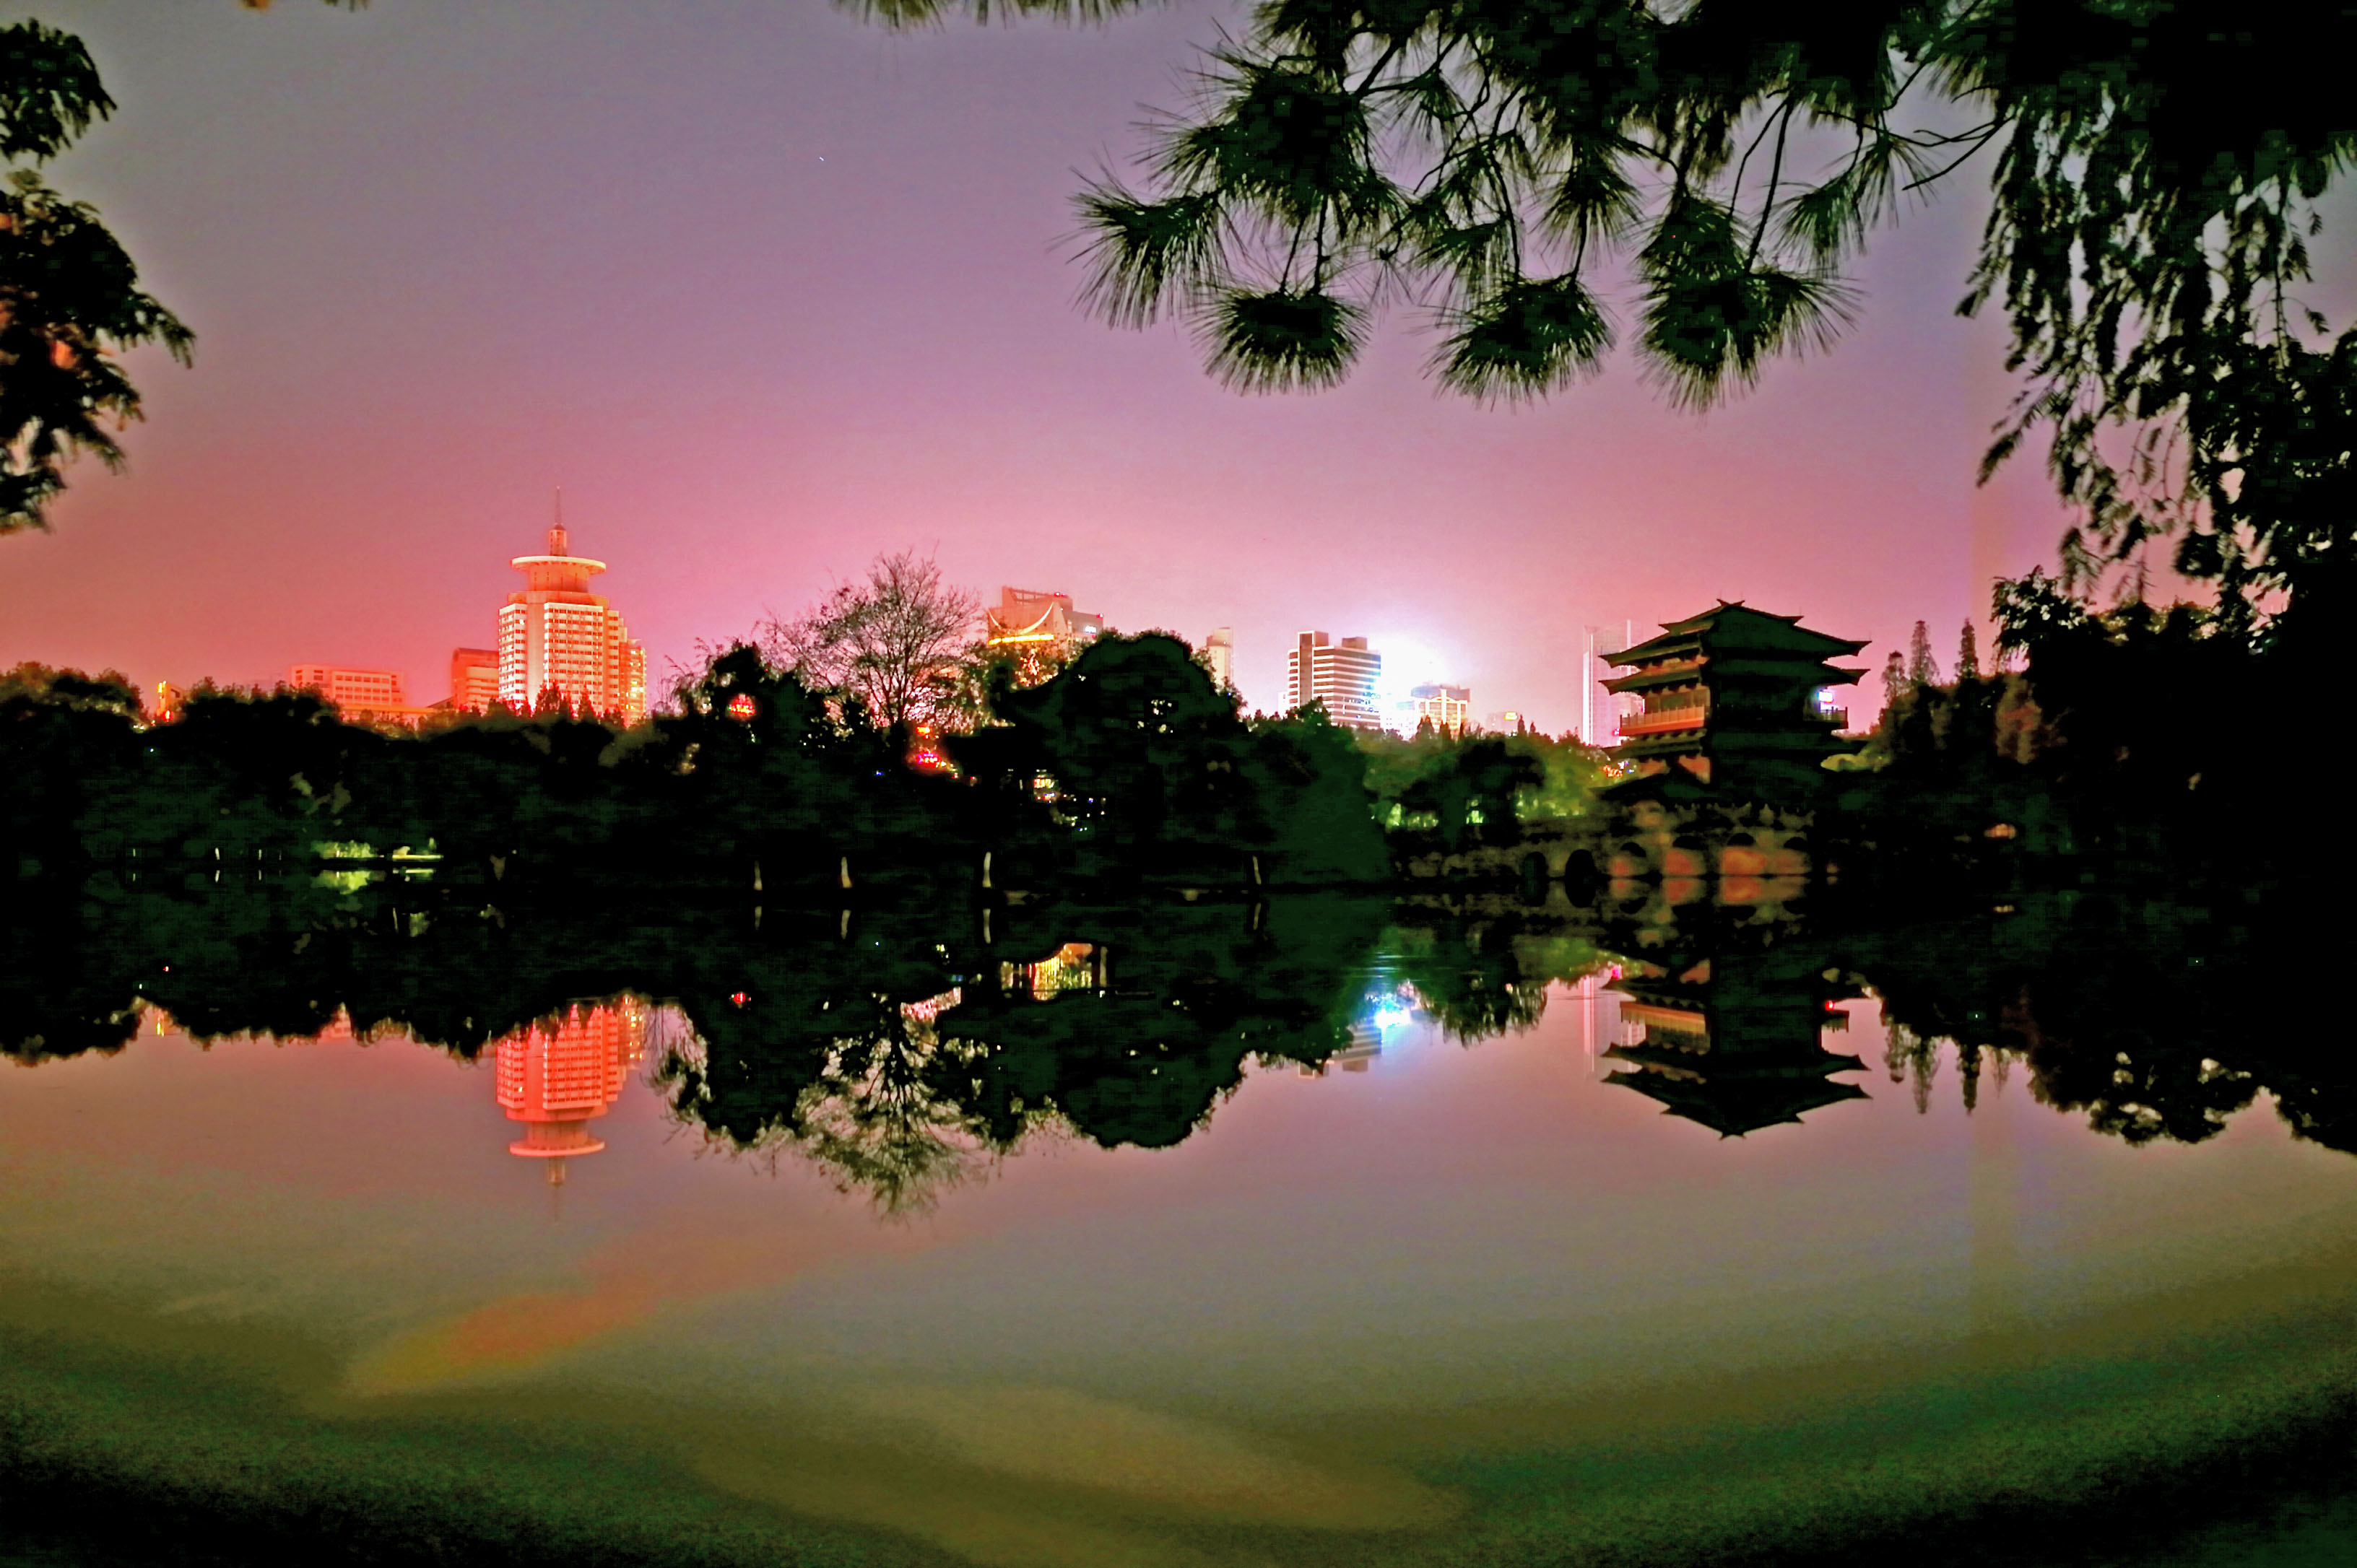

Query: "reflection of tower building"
<box><xmin>495</xmin><ymin>999</ymin><xmax>648</xmax><ymax>1182</ymax></box>
<box><xmin>497</xmin><ymin>518</ymin><xmax>646</xmax><ymax>721</ymax></box>
<box><xmin>1300</xmin><ymin>1022</ymin><xmax>1382</xmax><ymax>1077</ymax></box>
<box><xmin>1288</xmin><ymin>632</ymin><xmax>1383</xmax><ymax>730</ymax></box>
<box><xmin>1603</xmin><ymin>949</ymin><xmax>1866</xmax><ymax>1136</ymax></box>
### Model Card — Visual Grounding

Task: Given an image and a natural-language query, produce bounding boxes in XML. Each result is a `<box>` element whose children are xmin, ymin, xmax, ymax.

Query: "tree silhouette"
<box><xmin>1906</xmin><ymin>621</ymin><xmax>1939</xmax><ymax>687</ymax></box>
<box><xmin>0</xmin><ymin>23</ymin><xmax>193</xmax><ymax>533</ymax></box>
<box><xmin>861</xmin><ymin>1</ymin><xmax>2354</xmax><ymax>624</ymax></box>
<box><xmin>759</xmin><ymin>549</ymin><xmax>981</xmax><ymax>731</ymax></box>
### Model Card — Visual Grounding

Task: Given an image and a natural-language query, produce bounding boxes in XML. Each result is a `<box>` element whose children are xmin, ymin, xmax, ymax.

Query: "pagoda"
<box><xmin>1604</xmin><ymin>602</ymin><xmax>1866</xmax><ymax>798</ymax></box>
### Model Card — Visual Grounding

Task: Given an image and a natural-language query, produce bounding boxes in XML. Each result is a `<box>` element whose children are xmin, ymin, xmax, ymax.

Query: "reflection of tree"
<box><xmin>1386</xmin><ymin>904</ymin><xmax>1599</xmax><ymax>1042</ymax></box>
<box><xmin>1850</xmin><ymin>889</ymin><xmax>2346</xmax><ymax>1155</ymax></box>
<box><xmin>656</xmin><ymin>992</ymin><xmax>997</xmax><ymax>1216</ymax></box>
<box><xmin>6</xmin><ymin>842</ymin><xmax>2347</xmax><ymax>1180</ymax></box>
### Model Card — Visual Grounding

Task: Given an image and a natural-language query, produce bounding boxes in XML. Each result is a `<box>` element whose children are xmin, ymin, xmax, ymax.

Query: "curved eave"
<box><xmin>511</xmin><ymin>554</ymin><xmax>608</xmax><ymax>572</ymax></box>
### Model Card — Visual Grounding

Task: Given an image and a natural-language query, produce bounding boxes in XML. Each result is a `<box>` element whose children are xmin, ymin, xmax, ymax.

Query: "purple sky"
<box><xmin>2</xmin><ymin>1</ymin><xmax>2078</xmax><ymax>730</ymax></box>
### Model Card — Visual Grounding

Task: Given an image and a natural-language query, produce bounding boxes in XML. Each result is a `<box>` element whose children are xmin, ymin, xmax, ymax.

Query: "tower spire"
<box><xmin>548</xmin><ymin>486</ymin><xmax>568</xmax><ymax>557</ymax></box>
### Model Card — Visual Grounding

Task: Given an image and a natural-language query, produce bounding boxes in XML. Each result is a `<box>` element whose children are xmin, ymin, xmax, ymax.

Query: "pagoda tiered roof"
<box><xmin>1601</xmin><ymin>602</ymin><xmax>1869</xmax><ymax>793</ymax></box>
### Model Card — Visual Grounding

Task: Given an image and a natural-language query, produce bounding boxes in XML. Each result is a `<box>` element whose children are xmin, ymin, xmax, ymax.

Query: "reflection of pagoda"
<box><xmin>494</xmin><ymin>1000</ymin><xmax>648</xmax><ymax>1183</ymax></box>
<box><xmin>1604</xmin><ymin>951</ymin><xmax>1867</xmax><ymax>1136</ymax></box>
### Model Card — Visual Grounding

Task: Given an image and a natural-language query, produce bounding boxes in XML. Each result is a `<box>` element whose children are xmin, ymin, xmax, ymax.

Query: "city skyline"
<box><xmin>0</xmin><ymin>4</ymin><xmax>2094</xmax><ymax>736</ymax></box>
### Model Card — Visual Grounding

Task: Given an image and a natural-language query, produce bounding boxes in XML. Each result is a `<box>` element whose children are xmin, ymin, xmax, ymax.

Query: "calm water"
<box><xmin>3</xmin><ymin>886</ymin><xmax>2352</xmax><ymax>1567</ymax></box>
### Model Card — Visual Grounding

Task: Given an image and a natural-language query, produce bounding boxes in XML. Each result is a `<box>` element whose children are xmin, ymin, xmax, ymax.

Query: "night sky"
<box><xmin>2</xmin><ymin>1</ymin><xmax>2079</xmax><ymax>728</ymax></box>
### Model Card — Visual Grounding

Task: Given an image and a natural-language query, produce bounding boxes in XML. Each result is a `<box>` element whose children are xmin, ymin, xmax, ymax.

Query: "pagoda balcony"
<box><xmin>1620</xmin><ymin>707</ymin><xmax>1708</xmax><ymax>737</ymax></box>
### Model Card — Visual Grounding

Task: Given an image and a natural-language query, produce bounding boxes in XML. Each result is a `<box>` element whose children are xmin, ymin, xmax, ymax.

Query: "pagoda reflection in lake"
<box><xmin>1605</xmin><ymin>943</ymin><xmax>1869</xmax><ymax>1138</ymax></box>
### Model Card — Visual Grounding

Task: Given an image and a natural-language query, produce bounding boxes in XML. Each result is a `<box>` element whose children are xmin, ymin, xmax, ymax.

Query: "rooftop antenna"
<box><xmin>548</xmin><ymin>486</ymin><xmax>568</xmax><ymax>557</ymax></box>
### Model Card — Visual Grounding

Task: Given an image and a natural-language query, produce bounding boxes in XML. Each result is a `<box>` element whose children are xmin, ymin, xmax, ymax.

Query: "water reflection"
<box><xmin>1</xmin><ymin>866</ymin><xmax>2350</xmax><ymax>1208</ymax></box>
<box><xmin>498</xmin><ymin>999</ymin><xmax>648</xmax><ymax>1180</ymax></box>
<box><xmin>1604</xmin><ymin>949</ymin><xmax>1869</xmax><ymax>1137</ymax></box>
<box><xmin>4</xmin><ymin>863</ymin><xmax>2353</xmax><ymax>1568</ymax></box>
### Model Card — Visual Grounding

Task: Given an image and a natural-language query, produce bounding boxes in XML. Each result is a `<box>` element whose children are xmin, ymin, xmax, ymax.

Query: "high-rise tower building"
<box><xmin>1202</xmin><ymin>627</ymin><xmax>1234</xmax><ymax>693</ymax></box>
<box><xmin>497</xmin><ymin>519</ymin><xmax>646</xmax><ymax>721</ymax></box>
<box><xmin>1287</xmin><ymin>632</ymin><xmax>1382</xmax><ymax>729</ymax></box>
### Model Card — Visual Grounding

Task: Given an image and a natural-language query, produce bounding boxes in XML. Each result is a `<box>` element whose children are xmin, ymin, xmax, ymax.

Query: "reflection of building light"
<box><xmin>494</xmin><ymin>1000</ymin><xmax>648</xmax><ymax>1185</ymax></box>
<box><xmin>900</xmin><ymin>989</ymin><xmax>963</xmax><ymax>1025</ymax></box>
<box><xmin>1001</xmin><ymin>943</ymin><xmax>1103</xmax><ymax>1000</ymax></box>
<box><xmin>1302</xmin><ymin>1022</ymin><xmax>1383</xmax><ymax>1076</ymax></box>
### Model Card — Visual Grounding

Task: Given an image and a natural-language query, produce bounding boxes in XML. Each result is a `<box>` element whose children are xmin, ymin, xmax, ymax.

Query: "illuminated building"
<box><xmin>494</xmin><ymin>999</ymin><xmax>649</xmax><ymax>1183</ymax></box>
<box><xmin>497</xmin><ymin>521</ymin><xmax>646</xmax><ymax>721</ymax></box>
<box><xmin>447</xmin><ymin>647</ymin><xmax>498</xmax><ymax>713</ymax></box>
<box><xmin>287</xmin><ymin>665</ymin><xmax>433</xmax><ymax>728</ymax></box>
<box><xmin>1407</xmin><ymin>683</ymin><xmax>1470</xmax><ymax>736</ymax></box>
<box><xmin>1202</xmin><ymin>627</ymin><xmax>1234</xmax><ymax>692</ymax></box>
<box><xmin>986</xmin><ymin>586</ymin><xmax>1106</xmax><ymax>658</ymax></box>
<box><xmin>289</xmin><ymin>665</ymin><xmax>407</xmax><ymax>710</ymax></box>
<box><xmin>149</xmin><ymin>681</ymin><xmax>185</xmax><ymax>724</ymax></box>
<box><xmin>1604</xmin><ymin>602</ymin><xmax>1865</xmax><ymax>794</ymax></box>
<box><xmin>1287</xmin><ymin>632</ymin><xmax>1383</xmax><ymax>730</ymax></box>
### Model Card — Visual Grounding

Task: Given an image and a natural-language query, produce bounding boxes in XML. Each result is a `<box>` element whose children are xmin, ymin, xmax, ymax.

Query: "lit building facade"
<box><xmin>495</xmin><ymin>999</ymin><xmax>648</xmax><ymax>1182</ymax></box>
<box><xmin>447</xmin><ymin>647</ymin><xmax>498</xmax><ymax>713</ymax></box>
<box><xmin>497</xmin><ymin>523</ymin><xmax>646</xmax><ymax>721</ymax></box>
<box><xmin>1407</xmin><ymin>683</ymin><xmax>1470</xmax><ymax>736</ymax></box>
<box><xmin>1288</xmin><ymin>632</ymin><xmax>1383</xmax><ymax>729</ymax></box>
<box><xmin>986</xmin><ymin>586</ymin><xmax>1106</xmax><ymax>657</ymax></box>
<box><xmin>289</xmin><ymin>666</ymin><xmax>407</xmax><ymax>712</ymax></box>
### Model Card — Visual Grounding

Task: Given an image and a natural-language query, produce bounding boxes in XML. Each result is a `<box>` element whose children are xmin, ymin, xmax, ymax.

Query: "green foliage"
<box><xmin>0</xmin><ymin>25</ymin><xmax>193</xmax><ymax>533</ymax></box>
<box><xmin>0</xmin><ymin>20</ymin><xmax>110</xmax><ymax>161</ymax></box>
<box><xmin>1360</xmin><ymin>723</ymin><xmax>1604</xmax><ymax>848</ymax></box>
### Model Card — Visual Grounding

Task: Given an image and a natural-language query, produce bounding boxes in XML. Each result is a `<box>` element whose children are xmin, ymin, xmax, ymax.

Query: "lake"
<box><xmin>3</xmin><ymin>881</ymin><xmax>2351</xmax><ymax>1567</ymax></box>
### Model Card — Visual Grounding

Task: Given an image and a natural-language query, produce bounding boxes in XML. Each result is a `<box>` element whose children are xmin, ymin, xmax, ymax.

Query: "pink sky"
<box><xmin>1</xmin><ymin>1</ymin><xmax>2075</xmax><ymax>731</ymax></box>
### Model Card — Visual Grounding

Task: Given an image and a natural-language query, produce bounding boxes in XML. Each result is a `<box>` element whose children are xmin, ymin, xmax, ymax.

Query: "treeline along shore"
<box><xmin>6</xmin><ymin>633</ymin><xmax>1584</xmax><ymax>896</ymax></box>
<box><xmin>0</xmin><ymin>604</ymin><xmax>2350</xmax><ymax>1175</ymax></box>
<box><xmin>1</xmin><ymin>595</ymin><xmax>2325</xmax><ymax>901</ymax></box>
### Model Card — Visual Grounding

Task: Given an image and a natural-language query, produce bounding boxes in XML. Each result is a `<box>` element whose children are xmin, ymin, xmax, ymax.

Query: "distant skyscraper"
<box><xmin>288</xmin><ymin>665</ymin><xmax>409</xmax><ymax>715</ymax></box>
<box><xmin>1202</xmin><ymin>627</ymin><xmax>1234</xmax><ymax>692</ymax></box>
<box><xmin>447</xmin><ymin>647</ymin><xmax>498</xmax><ymax>713</ymax></box>
<box><xmin>1288</xmin><ymin>632</ymin><xmax>1382</xmax><ymax>729</ymax></box>
<box><xmin>1407</xmin><ymin>683</ymin><xmax>1470</xmax><ymax>736</ymax></box>
<box><xmin>497</xmin><ymin>518</ymin><xmax>646</xmax><ymax>721</ymax></box>
<box><xmin>1581</xmin><ymin>621</ymin><xmax>1638</xmax><ymax>746</ymax></box>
